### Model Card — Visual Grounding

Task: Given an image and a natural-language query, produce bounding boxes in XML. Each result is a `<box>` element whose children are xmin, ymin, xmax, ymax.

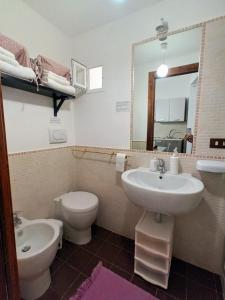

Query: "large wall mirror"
<box><xmin>131</xmin><ymin>26</ymin><xmax>203</xmax><ymax>153</ymax></box>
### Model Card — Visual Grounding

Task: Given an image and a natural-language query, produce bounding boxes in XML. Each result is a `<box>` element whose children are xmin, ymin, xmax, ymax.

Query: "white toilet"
<box><xmin>54</xmin><ymin>191</ymin><xmax>99</xmax><ymax>245</ymax></box>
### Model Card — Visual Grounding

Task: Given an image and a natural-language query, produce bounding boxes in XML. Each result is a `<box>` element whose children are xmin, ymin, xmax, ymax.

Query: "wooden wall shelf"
<box><xmin>0</xmin><ymin>73</ymin><xmax>75</xmax><ymax>116</ymax></box>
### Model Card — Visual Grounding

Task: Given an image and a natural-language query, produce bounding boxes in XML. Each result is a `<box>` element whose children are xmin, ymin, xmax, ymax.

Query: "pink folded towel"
<box><xmin>34</xmin><ymin>54</ymin><xmax>71</xmax><ymax>83</ymax></box>
<box><xmin>0</xmin><ymin>33</ymin><xmax>31</xmax><ymax>68</ymax></box>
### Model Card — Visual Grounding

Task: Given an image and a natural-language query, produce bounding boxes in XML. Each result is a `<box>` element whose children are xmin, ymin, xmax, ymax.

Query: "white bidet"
<box><xmin>15</xmin><ymin>217</ymin><xmax>62</xmax><ymax>300</ymax></box>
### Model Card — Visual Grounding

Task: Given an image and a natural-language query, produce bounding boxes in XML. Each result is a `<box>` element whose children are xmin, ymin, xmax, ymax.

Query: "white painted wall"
<box><xmin>155</xmin><ymin>73</ymin><xmax>197</xmax><ymax>99</ymax></box>
<box><xmin>3</xmin><ymin>87</ymin><xmax>75</xmax><ymax>153</ymax></box>
<box><xmin>0</xmin><ymin>0</ymin><xmax>72</xmax><ymax>64</ymax></box>
<box><xmin>0</xmin><ymin>0</ymin><xmax>75</xmax><ymax>153</ymax></box>
<box><xmin>71</xmin><ymin>0</ymin><xmax>225</xmax><ymax>148</ymax></box>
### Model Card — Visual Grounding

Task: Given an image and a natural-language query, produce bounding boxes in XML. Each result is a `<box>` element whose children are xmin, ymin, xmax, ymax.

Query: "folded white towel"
<box><xmin>42</xmin><ymin>71</ymin><xmax>70</xmax><ymax>86</ymax></box>
<box><xmin>43</xmin><ymin>70</ymin><xmax>69</xmax><ymax>82</ymax></box>
<box><xmin>0</xmin><ymin>46</ymin><xmax>15</xmax><ymax>60</ymax></box>
<box><xmin>0</xmin><ymin>53</ymin><xmax>18</xmax><ymax>67</ymax></box>
<box><xmin>0</xmin><ymin>60</ymin><xmax>36</xmax><ymax>81</ymax></box>
<box><xmin>43</xmin><ymin>78</ymin><xmax>75</xmax><ymax>96</ymax></box>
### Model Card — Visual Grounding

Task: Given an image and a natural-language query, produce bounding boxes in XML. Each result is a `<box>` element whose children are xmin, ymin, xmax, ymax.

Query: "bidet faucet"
<box><xmin>13</xmin><ymin>211</ymin><xmax>22</xmax><ymax>228</ymax></box>
<box><xmin>158</xmin><ymin>159</ymin><xmax>166</xmax><ymax>175</ymax></box>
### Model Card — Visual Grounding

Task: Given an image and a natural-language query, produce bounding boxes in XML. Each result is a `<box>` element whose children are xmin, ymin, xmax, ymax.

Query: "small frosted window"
<box><xmin>89</xmin><ymin>66</ymin><xmax>103</xmax><ymax>90</ymax></box>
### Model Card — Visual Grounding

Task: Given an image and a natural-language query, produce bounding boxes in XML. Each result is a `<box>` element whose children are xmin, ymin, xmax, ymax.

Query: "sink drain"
<box><xmin>22</xmin><ymin>245</ymin><xmax>31</xmax><ymax>253</ymax></box>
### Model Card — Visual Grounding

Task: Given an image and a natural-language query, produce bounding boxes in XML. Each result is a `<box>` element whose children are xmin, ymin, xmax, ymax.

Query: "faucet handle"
<box><xmin>13</xmin><ymin>210</ymin><xmax>22</xmax><ymax>216</ymax></box>
<box><xmin>13</xmin><ymin>211</ymin><xmax>23</xmax><ymax>227</ymax></box>
<box><xmin>158</xmin><ymin>158</ymin><xmax>165</xmax><ymax>166</ymax></box>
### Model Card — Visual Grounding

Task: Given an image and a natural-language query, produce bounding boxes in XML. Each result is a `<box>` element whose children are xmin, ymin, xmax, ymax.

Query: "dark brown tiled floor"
<box><xmin>35</xmin><ymin>225</ymin><xmax>223</xmax><ymax>300</ymax></box>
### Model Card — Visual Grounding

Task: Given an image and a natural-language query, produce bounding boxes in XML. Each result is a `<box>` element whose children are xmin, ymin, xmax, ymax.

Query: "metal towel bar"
<box><xmin>72</xmin><ymin>148</ymin><xmax>131</xmax><ymax>158</ymax></box>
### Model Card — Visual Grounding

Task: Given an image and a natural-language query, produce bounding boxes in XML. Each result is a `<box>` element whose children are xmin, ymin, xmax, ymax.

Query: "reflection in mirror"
<box><xmin>132</xmin><ymin>26</ymin><xmax>202</xmax><ymax>153</ymax></box>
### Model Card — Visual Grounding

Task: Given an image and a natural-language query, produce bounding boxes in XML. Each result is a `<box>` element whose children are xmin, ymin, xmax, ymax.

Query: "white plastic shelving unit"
<box><xmin>135</xmin><ymin>211</ymin><xmax>175</xmax><ymax>289</ymax></box>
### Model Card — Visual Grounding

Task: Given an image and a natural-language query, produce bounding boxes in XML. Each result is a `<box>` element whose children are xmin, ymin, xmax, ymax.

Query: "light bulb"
<box><xmin>157</xmin><ymin>64</ymin><xmax>168</xmax><ymax>78</ymax></box>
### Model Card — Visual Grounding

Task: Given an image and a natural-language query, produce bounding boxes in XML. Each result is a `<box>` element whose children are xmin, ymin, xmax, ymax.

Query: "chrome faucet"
<box><xmin>158</xmin><ymin>159</ymin><xmax>166</xmax><ymax>175</ymax></box>
<box><xmin>167</xmin><ymin>129</ymin><xmax>176</xmax><ymax>139</ymax></box>
<box><xmin>13</xmin><ymin>211</ymin><xmax>22</xmax><ymax>228</ymax></box>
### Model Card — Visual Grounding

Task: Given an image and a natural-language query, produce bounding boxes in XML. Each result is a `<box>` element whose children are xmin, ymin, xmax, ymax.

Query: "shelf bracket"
<box><xmin>53</xmin><ymin>95</ymin><xmax>66</xmax><ymax>117</ymax></box>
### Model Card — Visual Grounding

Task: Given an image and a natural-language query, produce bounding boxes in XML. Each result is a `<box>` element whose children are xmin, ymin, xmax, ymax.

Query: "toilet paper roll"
<box><xmin>116</xmin><ymin>153</ymin><xmax>127</xmax><ymax>172</ymax></box>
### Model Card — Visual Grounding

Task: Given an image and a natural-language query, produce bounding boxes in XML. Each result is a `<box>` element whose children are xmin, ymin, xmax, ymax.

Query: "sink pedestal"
<box><xmin>134</xmin><ymin>211</ymin><xmax>174</xmax><ymax>289</ymax></box>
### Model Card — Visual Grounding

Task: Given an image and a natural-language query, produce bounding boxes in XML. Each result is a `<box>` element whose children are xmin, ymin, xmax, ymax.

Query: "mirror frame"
<box><xmin>130</xmin><ymin>23</ymin><xmax>204</xmax><ymax>155</ymax></box>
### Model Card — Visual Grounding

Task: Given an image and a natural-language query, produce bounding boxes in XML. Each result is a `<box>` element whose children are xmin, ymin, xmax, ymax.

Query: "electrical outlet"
<box><xmin>210</xmin><ymin>138</ymin><xmax>225</xmax><ymax>149</ymax></box>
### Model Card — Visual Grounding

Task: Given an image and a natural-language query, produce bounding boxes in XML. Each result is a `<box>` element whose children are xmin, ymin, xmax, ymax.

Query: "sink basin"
<box><xmin>121</xmin><ymin>168</ymin><xmax>204</xmax><ymax>215</ymax></box>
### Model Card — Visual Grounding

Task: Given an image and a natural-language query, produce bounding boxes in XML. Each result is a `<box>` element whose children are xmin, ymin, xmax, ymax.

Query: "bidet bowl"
<box><xmin>15</xmin><ymin>218</ymin><xmax>60</xmax><ymax>300</ymax></box>
<box><xmin>121</xmin><ymin>168</ymin><xmax>204</xmax><ymax>215</ymax></box>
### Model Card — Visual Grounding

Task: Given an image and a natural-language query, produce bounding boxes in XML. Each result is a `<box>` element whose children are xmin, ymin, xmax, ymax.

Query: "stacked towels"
<box><xmin>0</xmin><ymin>36</ymin><xmax>75</xmax><ymax>96</ymax></box>
<box><xmin>0</xmin><ymin>46</ymin><xmax>18</xmax><ymax>66</ymax></box>
<box><xmin>0</xmin><ymin>46</ymin><xmax>36</xmax><ymax>81</ymax></box>
<box><xmin>33</xmin><ymin>54</ymin><xmax>75</xmax><ymax>96</ymax></box>
<box><xmin>41</xmin><ymin>70</ymin><xmax>75</xmax><ymax>96</ymax></box>
<box><xmin>42</xmin><ymin>70</ymin><xmax>70</xmax><ymax>86</ymax></box>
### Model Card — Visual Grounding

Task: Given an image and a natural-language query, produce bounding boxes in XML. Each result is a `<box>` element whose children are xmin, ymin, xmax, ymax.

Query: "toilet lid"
<box><xmin>61</xmin><ymin>191</ymin><xmax>98</xmax><ymax>213</ymax></box>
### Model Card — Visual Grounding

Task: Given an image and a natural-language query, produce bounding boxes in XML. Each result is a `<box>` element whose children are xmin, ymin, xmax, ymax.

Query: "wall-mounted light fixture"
<box><xmin>155</xmin><ymin>19</ymin><xmax>169</xmax><ymax>78</ymax></box>
<box><xmin>157</xmin><ymin>42</ymin><xmax>169</xmax><ymax>78</ymax></box>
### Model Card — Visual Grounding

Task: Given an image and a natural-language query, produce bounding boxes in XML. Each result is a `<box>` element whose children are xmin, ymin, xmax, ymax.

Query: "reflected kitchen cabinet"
<box><xmin>155</xmin><ymin>97</ymin><xmax>186</xmax><ymax>123</ymax></box>
<box><xmin>169</xmin><ymin>98</ymin><xmax>186</xmax><ymax>122</ymax></box>
<box><xmin>155</xmin><ymin>99</ymin><xmax>170</xmax><ymax>122</ymax></box>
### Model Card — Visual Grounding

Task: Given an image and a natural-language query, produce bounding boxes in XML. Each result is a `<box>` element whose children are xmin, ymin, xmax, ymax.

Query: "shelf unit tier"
<box><xmin>135</xmin><ymin>259</ymin><xmax>169</xmax><ymax>289</ymax></box>
<box><xmin>135</xmin><ymin>244</ymin><xmax>171</xmax><ymax>273</ymax></box>
<box><xmin>136</xmin><ymin>211</ymin><xmax>174</xmax><ymax>242</ymax></box>
<box><xmin>135</xmin><ymin>231</ymin><xmax>172</xmax><ymax>257</ymax></box>
<box><xmin>135</xmin><ymin>242</ymin><xmax>169</xmax><ymax>258</ymax></box>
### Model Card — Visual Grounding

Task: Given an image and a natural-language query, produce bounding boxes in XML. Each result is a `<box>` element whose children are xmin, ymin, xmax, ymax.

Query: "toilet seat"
<box><xmin>61</xmin><ymin>191</ymin><xmax>98</xmax><ymax>213</ymax></box>
<box><xmin>55</xmin><ymin>191</ymin><xmax>99</xmax><ymax>245</ymax></box>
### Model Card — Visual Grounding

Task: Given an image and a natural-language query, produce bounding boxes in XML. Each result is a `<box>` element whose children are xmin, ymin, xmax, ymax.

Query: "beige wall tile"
<box><xmin>9</xmin><ymin>148</ymin><xmax>74</xmax><ymax>219</ymax></box>
<box><xmin>196</xmin><ymin>18</ymin><xmax>225</xmax><ymax>155</ymax></box>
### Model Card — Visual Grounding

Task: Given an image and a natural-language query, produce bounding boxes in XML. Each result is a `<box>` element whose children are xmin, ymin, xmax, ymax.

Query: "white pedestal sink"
<box><xmin>121</xmin><ymin>168</ymin><xmax>204</xmax><ymax>216</ymax></box>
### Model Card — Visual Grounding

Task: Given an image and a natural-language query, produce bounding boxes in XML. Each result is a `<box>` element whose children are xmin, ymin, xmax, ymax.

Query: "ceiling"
<box><xmin>134</xmin><ymin>27</ymin><xmax>202</xmax><ymax>65</ymax></box>
<box><xmin>23</xmin><ymin>0</ymin><xmax>160</xmax><ymax>37</ymax></box>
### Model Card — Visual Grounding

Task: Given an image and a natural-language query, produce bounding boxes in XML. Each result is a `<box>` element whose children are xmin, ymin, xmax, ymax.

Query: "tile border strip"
<box><xmin>8</xmin><ymin>146</ymin><xmax>73</xmax><ymax>157</ymax></box>
<box><xmin>8</xmin><ymin>145</ymin><xmax>225</xmax><ymax>160</ymax></box>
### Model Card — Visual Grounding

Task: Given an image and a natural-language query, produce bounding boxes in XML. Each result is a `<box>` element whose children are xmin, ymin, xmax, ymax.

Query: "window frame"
<box><xmin>71</xmin><ymin>59</ymin><xmax>87</xmax><ymax>90</ymax></box>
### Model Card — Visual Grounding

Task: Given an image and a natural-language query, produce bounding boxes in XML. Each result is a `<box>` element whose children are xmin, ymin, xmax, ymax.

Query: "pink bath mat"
<box><xmin>70</xmin><ymin>262</ymin><xmax>158</xmax><ymax>300</ymax></box>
